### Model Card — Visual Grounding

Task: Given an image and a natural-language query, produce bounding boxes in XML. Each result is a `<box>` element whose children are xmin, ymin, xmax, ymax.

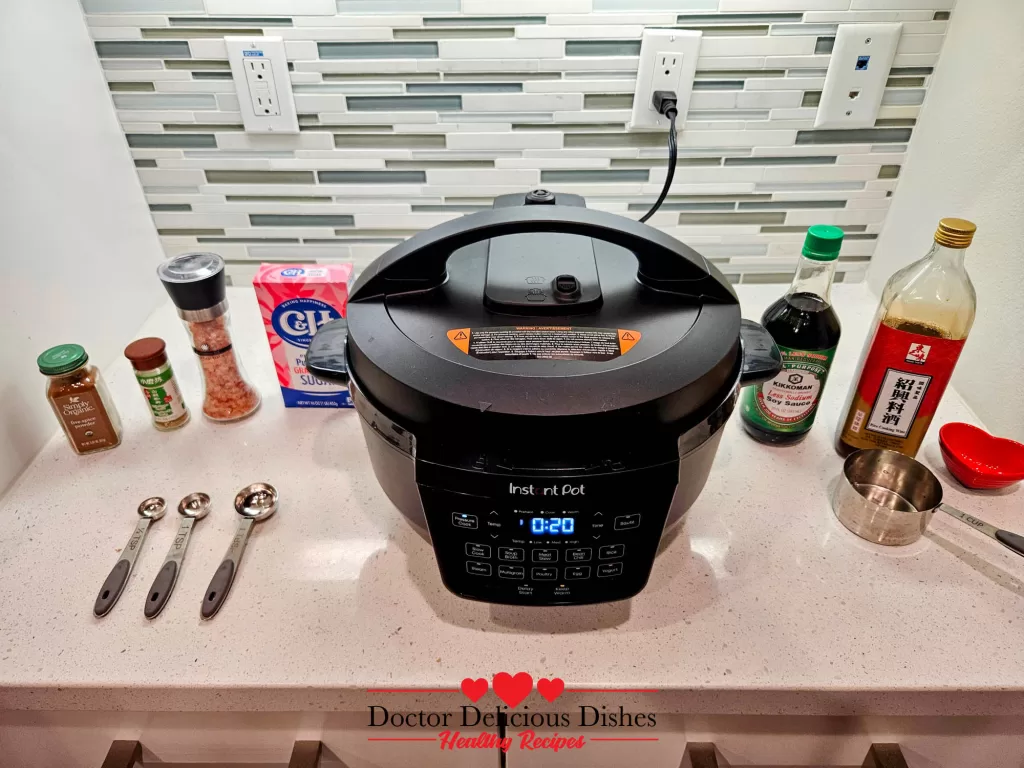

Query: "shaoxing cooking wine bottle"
<box><xmin>835</xmin><ymin>218</ymin><xmax>977</xmax><ymax>458</ymax></box>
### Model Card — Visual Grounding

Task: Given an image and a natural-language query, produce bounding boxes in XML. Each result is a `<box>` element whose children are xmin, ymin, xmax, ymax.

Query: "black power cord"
<box><xmin>497</xmin><ymin>710</ymin><xmax>507</xmax><ymax>768</ymax></box>
<box><xmin>639</xmin><ymin>90</ymin><xmax>679</xmax><ymax>223</ymax></box>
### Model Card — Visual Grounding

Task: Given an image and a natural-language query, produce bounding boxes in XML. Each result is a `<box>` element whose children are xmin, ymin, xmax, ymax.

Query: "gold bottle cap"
<box><xmin>934</xmin><ymin>217</ymin><xmax>976</xmax><ymax>248</ymax></box>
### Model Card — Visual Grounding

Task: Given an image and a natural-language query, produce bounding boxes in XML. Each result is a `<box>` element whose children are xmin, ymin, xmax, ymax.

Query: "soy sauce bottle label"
<box><xmin>741</xmin><ymin>344</ymin><xmax>836</xmax><ymax>434</ymax></box>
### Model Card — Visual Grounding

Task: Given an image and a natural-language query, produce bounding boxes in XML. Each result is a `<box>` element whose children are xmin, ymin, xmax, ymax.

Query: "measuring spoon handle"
<box><xmin>201</xmin><ymin>517</ymin><xmax>253</xmax><ymax>620</ymax></box>
<box><xmin>144</xmin><ymin>517</ymin><xmax>197</xmax><ymax>620</ymax></box>
<box><xmin>94</xmin><ymin>518</ymin><xmax>152</xmax><ymax>617</ymax></box>
<box><xmin>940</xmin><ymin>504</ymin><xmax>1024</xmax><ymax>559</ymax></box>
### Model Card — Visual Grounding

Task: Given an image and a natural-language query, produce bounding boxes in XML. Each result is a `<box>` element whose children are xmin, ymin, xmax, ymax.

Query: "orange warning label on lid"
<box><xmin>446</xmin><ymin>326</ymin><xmax>641</xmax><ymax>361</ymax></box>
<box><xmin>617</xmin><ymin>329</ymin><xmax>640</xmax><ymax>355</ymax></box>
<box><xmin>446</xmin><ymin>328</ymin><xmax>470</xmax><ymax>354</ymax></box>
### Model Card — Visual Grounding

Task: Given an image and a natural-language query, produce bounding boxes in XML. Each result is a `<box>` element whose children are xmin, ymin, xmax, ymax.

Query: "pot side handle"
<box><xmin>305</xmin><ymin>318</ymin><xmax>349</xmax><ymax>384</ymax></box>
<box><xmin>739</xmin><ymin>319</ymin><xmax>783</xmax><ymax>388</ymax></box>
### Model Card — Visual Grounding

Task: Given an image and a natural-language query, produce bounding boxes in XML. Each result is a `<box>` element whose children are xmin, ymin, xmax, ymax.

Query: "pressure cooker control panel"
<box><xmin>417</xmin><ymin>462</ymin><xmax>679</xmax><ymax>605</ymax></box>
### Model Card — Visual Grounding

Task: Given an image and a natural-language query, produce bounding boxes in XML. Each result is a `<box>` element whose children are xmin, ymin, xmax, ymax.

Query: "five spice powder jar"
<box><xmin>38</xmin><ymin>344</ymin><xmax>123</xmax><ymax>455</ymax></box>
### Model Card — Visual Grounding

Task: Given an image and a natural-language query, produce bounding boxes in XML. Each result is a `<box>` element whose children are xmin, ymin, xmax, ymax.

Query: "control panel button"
<box><xmin>613</xmin><ymin>513</ymin><xmax>641</xmax><ymax>531</ymax></box>
<box><xmin>565</xmin><ymin>548</ymin><xmax>592</xmax><ymax>562</ymax></box>
<box><xmin>466</xmin><ymin>561</ymin><xmax>491</xmax><ymax>576</ymax></box>
<box><xmin>598</xmin><ymin>544</ymin><xmax>625</xmax><ymax>560</ymax></box>
<box><xmin>498</xmin><ymin>565</ymin><xmax>525</xmax><ymax>580</ymax></box>
<box><xmin>532</xmin><ymin>548</ymin><xmax>558</xmax><ymax>563</ymax></box>
<box><xmin>498</xmin><ymin>547</ymin><xmax>525</xmax><ymax>563</ymax></box>
<box><xmin>453</xmin><ymin>513</ymin><xmax>478</xmax><ymax>530</ymax></box>
<box><xmin>564</xmin><ymin>566</ymin><xmax>591</xmax><ymax>580</ymax></box>
<box><xmin>465</xmin><ymin>543</ymin><xmax>491</xmax><ymax>559</ymax></box>
<box><xmin>531</xmin><ymin>567</ymin><xmax>557</xmax><ymax>580</ymax></box>
<box><xmin>598</xmin><ymin>562</ymin><xmax>624</xmax><ymax>578</ymax></box>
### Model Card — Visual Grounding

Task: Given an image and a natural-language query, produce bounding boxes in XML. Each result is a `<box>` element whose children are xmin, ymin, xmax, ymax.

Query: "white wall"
<box><xmin>0</xmin><ymin>0</ymin><xmax>166</xmax><ymax>493</ymax></box>
<box><xmin>869</xmin><ymin>0</ymin><xmax>1024</xmax><ymax>440</ymax></box>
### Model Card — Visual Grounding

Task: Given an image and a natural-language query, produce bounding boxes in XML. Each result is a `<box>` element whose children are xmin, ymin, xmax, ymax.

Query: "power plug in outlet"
<box><xmin>629</xmin><ymin>29</ymin><xmax>701</xmax><ymax>131</ymax></box>
<box><xmin>814</xmin><ymin>23</ymin><xmax>902</xmax><ymax>130</ymax></box>
<box><xmin>226</xmin><ymin>37</ymin><xmax>298</xmax><ymax>134</ymax></box>
<box><xmin>243</xmin><ymin>58</ymin><xmax>281</xmax><ymax>117</ymax></box>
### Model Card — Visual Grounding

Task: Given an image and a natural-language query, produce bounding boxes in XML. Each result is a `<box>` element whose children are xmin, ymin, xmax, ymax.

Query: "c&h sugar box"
<box><xmin>253</xmin><ymin>263</ymin><xmax>353</xmax><ymax>408</ymax></box>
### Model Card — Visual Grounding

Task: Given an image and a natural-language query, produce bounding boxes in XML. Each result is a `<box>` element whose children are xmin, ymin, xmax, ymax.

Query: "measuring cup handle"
<box><xmin>995</xmin><ymin>530</ymin><xmax>1024</xmax><ymax>558</ymax></box>
<box><xmin>941</xmin><ymin>504</ymin><xmax>1024</xmax><ymax>560</ymax></box>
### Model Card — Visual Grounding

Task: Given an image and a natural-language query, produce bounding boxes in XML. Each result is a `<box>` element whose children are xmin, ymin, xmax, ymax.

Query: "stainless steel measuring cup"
<box><xmin>833</xmin><ymin>448</ymin><xmax>1024</xmax><ymax>558</ymax></box>
<box><xmin>94</xmin><ymin>497</ymin><xmax>167</xmax><ymax>617</ymax></box>
<box><xmin>144</xmin><ymin>492</ymin><xmax>211</xmax><ymax>619</ymax></box>
<box><xmin>200</xmin><ymin>482</ymin><xmax>278</xmax><ymax>620</ymax></box>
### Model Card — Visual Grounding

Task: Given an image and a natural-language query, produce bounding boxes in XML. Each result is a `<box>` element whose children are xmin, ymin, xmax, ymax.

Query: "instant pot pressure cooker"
<box><xmin>307</xmin><ymin>190</ymin><xmax>781</xmax><ymax>606</ymax></box>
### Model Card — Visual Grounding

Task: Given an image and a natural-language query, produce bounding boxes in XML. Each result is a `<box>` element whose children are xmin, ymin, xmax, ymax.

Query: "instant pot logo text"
<box><xmin>366</xmin><ymin>672</ymin><xmax>658</xmax><ymax>755</ymax></box>
<box><xmin>509</xmin><ymin>483</ymin><xmax>585</xmax><ymax>496</ymax></box>
<box><xmin>270</xmin><ymin>297</ymin><xmax>339</xmax><ymax>346</ymax></box>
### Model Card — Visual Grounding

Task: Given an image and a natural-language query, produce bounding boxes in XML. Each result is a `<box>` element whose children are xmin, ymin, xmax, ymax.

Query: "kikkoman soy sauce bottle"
<box><xmin>835</xmin><ymin>218</ymin><xmax>977</xmax><ymax>458</ymax></box>
<box><xmin>740</xmin><ymin>225</ymin><xmax>843</xmax><ymax>445</ymax></box>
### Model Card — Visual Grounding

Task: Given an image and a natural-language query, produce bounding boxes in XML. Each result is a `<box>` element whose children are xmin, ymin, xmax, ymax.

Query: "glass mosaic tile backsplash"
<box><xmin>82</xmin><ymin>0</ymin><xmax>954</xmax><ymax>284</ymax></box>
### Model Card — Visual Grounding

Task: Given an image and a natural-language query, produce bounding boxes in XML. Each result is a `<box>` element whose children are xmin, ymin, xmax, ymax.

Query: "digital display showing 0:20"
<box><xmin>522</xmin><ymin>517</ymin><xmax>575</xmax><ymax>535</ymax></box>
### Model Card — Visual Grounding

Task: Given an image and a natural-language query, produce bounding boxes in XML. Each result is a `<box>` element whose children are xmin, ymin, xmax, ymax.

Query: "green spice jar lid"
<box><xmin>802</xmin><ymin>224</ymin><xmax>844</xmax><ymax>261</ymax></box>
<box><xmin>38</xmin><ymin>344</ymin><xmax>89</xmax><ymax>376</ymax></box>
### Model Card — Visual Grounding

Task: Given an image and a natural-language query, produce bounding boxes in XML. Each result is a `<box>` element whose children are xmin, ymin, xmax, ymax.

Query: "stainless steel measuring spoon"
<box><xmin>94</xmin><ymin>497</ymin><xmax>167</xmax><ymax>617</ymax></box>
<box><xmin>201</xmin><ymin>483</ymin><xmax>279</xmax><ymax>620</ymax></box>
<box><xmin>144</xmin><ymin>492</ymin><xmax>211</xmax><ymax>619</ymax></box>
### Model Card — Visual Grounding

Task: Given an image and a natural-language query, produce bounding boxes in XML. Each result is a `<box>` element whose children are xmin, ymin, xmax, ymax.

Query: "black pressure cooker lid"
<box><xmin>310</xmin><ymin>191</ymin><xmax>742</xmax><ymax>442</ymax></box>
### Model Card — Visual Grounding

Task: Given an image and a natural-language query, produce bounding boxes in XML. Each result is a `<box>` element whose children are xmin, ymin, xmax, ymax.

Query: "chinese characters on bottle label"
<box><xmin>865</xmin><ymin>369</ymin><xmax>931</xmax><ymax>439</ymax></box>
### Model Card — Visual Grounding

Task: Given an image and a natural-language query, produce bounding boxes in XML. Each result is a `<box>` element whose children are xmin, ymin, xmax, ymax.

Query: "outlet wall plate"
<box><xmin>629</xmin><ymin>29</ymin><xmax>701</xmax><ymax>131</ymax></box>
<box><xmin>226</xmin><ymin>37</ymin><xmax>299</xmax><ymax>135</ymax></box>
<box><xmin>814</xmin><ymin>23</ymin><xmax>902</xmax><ymax>130</ymax></box>
<box><xmin>206</xmin><ymin>0</ymin><xmax>334</xmax><ymax>14</ymax></box>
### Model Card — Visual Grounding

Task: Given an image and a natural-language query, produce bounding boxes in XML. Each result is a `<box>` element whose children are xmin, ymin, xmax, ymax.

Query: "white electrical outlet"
<box><xmin>244</xmin><ymin>57</ymin><xmax>281</xmax><ymax>117</ymax></box>
<box><xmin>226</xmin><ymin>37</ymin><xmax>298</xmax><ymax>134</ymax></box>
<box><xmin>629</xmin><ymin>29</ymin><xmax>701</xmax><ymax>131</ymax></box>
<box><xmin>814</xmin><ymin>23</ymin><xmax>902</xmax><ymax>130</ymax></box>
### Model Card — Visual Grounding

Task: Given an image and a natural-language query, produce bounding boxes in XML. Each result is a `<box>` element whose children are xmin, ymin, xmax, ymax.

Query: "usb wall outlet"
<box><xmin>814</xmin><ymin>23</ymin><xmax>902</xmax><ymax>130</ymax></box>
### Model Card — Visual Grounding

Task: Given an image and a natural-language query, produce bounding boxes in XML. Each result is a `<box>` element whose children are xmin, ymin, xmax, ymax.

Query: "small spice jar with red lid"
<box><xmin>124</xmin><ymin>337</ymin><xmax>190</xmax><ymax>431</ymax></box>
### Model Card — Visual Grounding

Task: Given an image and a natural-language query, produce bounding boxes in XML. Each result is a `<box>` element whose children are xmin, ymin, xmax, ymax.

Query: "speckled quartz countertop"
<box><xmin>0</xmin><ymin>284</ymin><xmax>1022</xmax><ymax>717</ymax></box>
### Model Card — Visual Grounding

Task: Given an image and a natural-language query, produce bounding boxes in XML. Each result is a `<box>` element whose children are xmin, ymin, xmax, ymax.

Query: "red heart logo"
<box><xmin>460</xmin><ymin>677</ymin><xmax>488</xmax><ymax>703</ymax></box>
<box><xmin>537</xmin><ymin>677</ymin><xmax>564</xmax><ymax>703</ymax></box>
<box><xmin>492</xmin><ymin>672</ymin><xmax>533</xmax><ymax>709</ymax></box>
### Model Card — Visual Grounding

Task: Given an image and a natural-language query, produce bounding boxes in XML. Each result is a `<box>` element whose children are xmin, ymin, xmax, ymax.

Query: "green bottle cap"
<box><xmin>801</xmin><ymin>224</ymin><xmax>844</xmax><ymax>261</ymax></box>
<box><xmin>37</xmin><ymin>344</ymin><xmax>89</xmax><ymax>376</ymax></box>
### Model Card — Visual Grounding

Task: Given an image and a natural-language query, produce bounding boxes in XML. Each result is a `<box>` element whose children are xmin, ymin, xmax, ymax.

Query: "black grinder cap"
<box><xmin>157</xmin><ymin>252</ymin><xmax>226</xmax><ymax>311</ymax></box>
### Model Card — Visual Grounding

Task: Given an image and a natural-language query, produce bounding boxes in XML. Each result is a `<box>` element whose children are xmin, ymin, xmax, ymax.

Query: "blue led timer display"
<box><xmin>519</xmin><ymin>517</ymin><xmax>575</xmax><ymax>535</ymax></box>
